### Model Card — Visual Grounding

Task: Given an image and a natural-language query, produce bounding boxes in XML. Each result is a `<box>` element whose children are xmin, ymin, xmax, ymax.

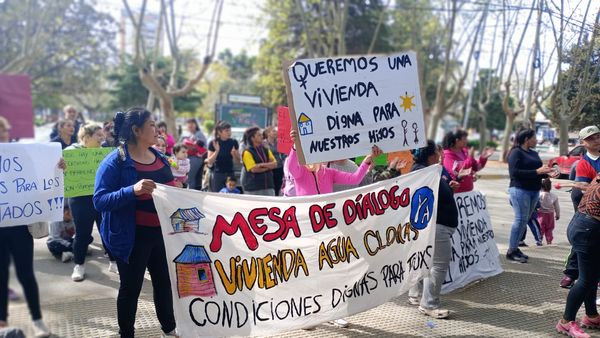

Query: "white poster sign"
<box><xmin>0</xmin><ymin>143</ymin><xmax>64</xmax><ymax>227</ymax></box>
<box><xmin>442</xmin><ymin>190</ymin><xmax>503</xmax><ymax>294</ymax></box>
<box><xmin>153</xmin><ymin>165</ymin><xmax>441</xmax><ymax>337</ymax></box>
<box><xmin>284</xmin><ymin>51</ymin><xmax>426</xmax><ymax>165</ymax></box>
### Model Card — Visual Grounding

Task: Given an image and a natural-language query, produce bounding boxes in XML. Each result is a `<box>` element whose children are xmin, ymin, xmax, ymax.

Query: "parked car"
<box><xmin>547</xmin><ymin>145</ymin><xmax>586</xmax><ymax>176</ymax></box>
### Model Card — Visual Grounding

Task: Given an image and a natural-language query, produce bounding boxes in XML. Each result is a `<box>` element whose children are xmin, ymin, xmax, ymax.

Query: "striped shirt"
<box><xmin>134</xmin><ymin>157</ymin><xmax>176</xmax><ymax>227</ymax></box>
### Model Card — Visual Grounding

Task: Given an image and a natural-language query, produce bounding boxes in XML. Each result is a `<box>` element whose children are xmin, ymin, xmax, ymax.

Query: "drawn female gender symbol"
<box><xmin>401</xmin><ymin>120</ymin><xmax>409</xmax><ymax>146</ymax></box>
<box><xmin>412</xmin><ymin>122</ymin><xmax>419</xmax><ymax>143</ymax></box>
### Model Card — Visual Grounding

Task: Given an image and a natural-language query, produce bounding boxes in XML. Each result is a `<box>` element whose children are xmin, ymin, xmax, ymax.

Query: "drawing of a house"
<box><xmin>173</xmin><ymin>245</ymin><xmax>217</xmax><ymax>298</ymax></box>
<box><xmin>297</xmin><ymin>113</ymin><xmax>313</xmax><ymax>136</ymax></box>
<box><xmin>170</xmin><ymin>207</ymin><xmax>205</xmax><ymax>233</ymax></box>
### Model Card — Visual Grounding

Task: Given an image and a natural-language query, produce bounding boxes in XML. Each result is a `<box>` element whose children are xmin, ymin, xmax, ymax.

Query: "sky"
<box><xmin>96</xmin><ymin>0</ymin><xmax>267</xmax><ymax>56</ymax></box>
<box><xmin>94</xmin><ymin>0</ymin><xmax>599</xmax><ymax>94</ymax></box>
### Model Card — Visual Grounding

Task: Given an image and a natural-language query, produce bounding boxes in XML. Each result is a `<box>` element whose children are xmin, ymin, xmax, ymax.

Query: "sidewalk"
<box><xmin>6</xmin><ymin>167</ymin><xmax>593</xmax><ymax>337</ymax></box>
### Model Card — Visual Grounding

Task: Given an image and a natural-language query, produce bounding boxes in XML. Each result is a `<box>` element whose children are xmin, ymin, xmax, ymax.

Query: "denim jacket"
<box><xmin>93</xmin><ymin>144</ymin><xmax>169</xmax><ymax>262</ymax></box>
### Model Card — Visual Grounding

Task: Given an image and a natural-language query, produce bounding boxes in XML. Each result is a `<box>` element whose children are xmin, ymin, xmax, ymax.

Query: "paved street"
<box><xmin>6</xmin><ymin>161</ymin><xmax>594</xmax><ymax>337</ymax></box>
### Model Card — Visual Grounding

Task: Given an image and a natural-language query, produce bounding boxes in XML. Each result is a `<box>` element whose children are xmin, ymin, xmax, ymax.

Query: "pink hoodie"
<box><xmin>285</xmin><ymin>148</ymin><xmax>369</xmax><ymax>196</ymax></box>
<box><xmin>443</xmin><ymin>148</ymin><xmax>487</xmax><ymax>193</ymax></box>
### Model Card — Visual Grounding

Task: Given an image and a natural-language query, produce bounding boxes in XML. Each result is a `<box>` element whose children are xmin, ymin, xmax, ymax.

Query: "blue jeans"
<box><xmin>508</xmin><ymin>187</ymin><xmax>539</xmax><ymax>250</ymax></box>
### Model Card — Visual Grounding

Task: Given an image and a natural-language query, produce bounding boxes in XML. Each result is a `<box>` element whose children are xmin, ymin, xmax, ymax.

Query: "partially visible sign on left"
<box><xmin>0</xmin><ymin>143</ymin><xmax>64</xmax><ymax>227</ymax></box>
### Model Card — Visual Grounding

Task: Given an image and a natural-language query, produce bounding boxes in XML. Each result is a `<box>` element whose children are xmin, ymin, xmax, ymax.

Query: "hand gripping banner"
<box><xmin>153</xmin><ymin>165</ymin><xmax>441</xmax><ymax>337</ymax></box>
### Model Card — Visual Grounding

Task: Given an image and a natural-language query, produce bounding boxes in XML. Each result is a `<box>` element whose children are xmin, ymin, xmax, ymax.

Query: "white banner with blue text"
<box><xmin>0</xmin><ymin>143</ymin><xmax>64</xmax><ymax>227</ymax></box>
<box><xmin>153</xmin><ymin>165</ymin><xmax>441</xmax><ymax>337</ymax></box>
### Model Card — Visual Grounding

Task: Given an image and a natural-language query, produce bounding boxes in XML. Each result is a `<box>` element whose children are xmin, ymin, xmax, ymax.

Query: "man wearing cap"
<box><xmin>560</xmin><ymin>125</ymin><xmax>600</xmax><ymax>289</ymax></box>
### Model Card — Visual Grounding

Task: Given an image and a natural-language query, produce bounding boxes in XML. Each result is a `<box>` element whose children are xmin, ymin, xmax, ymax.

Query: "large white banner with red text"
<box><xmin>153</xmin><ymin>165</ymin><xmax>441</xmax><ymax>337</ymax></box>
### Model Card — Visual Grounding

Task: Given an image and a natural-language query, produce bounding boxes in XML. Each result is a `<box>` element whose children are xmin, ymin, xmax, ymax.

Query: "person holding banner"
<box><xmin>506</xmin><ymin>128</ymin><xmax>557</xmax><ymax>263</ymax></box>
<box><xmin>442</xmin><ymin>130</ymin><xmax>494</xmax><ymax>193</ymax></box>
<box><xmin>93</xmin><ymin>108</ymin><xmax>177</xmax><ymax>338</ymax></box>
<box><xmin>0</xmin><ymin>130</ymin><xmax>61</xmax><ymax>337</ymax></box>
<box><xmin>206</xmin><ymin>121</ymin><xmax>240</xmax><ymax>192</ymax></box>
<box><xmin>288</xmin><ymin>129</ymin><xmax>380</xmax><ymax>328</ymax></box>
<box><xmin>66</xmin><ymin>123</ymin><xmax>118</xmax><ymax>281</ymax></box>
<box><xmin>241</xmin><ymin>126</ymin><xmax>277</xmax><ymax>196</ymax></box>
<box><xmin>407</xmin><ymin>140</ymin><xmax>459</xmax><ymax>319</ymax></box>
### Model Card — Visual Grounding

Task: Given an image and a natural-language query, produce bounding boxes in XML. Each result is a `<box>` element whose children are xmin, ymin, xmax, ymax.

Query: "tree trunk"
<box><xmin>558</xmin><ymin>117</ymin><xmax>569</xmax><ymax>156</ymax></box>
<box><xmin>158</xmin><ymin>96</ymin><xmax>177</xmax><ymax>139</ymax></box>
<box><xmin>501</xmin><ymin>114</ymin><xmax>515</xmax><ymax>162</ymax></box>
<box><xmin>478</xmin><ymin>109</ymin><xmax>487</xmax><ymax>152</ymax></box>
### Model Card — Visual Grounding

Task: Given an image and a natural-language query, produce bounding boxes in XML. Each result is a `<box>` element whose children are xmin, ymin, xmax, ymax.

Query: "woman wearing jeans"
<box><xmin>94</xmin><ymin>108</ymin><xmax>177</xmax><ymax>338</ymax></box>
<box><xmin>506</xmin><ymin>128</ymin><xmax>556</xmax><ymax>263</ymax></box>
<box><xmin>407</xmin><ymin>140</ymin><xmax>459</xmax><ymax>319</ymax></box>
<box><xmin>67</xmin><ymin>123</ymin><xmax>117</xmax><ymax>281</ymax></box>
<box><xmin>555</xmin><ymin>174</ymin><xmax>600</xmax><ymax>338</ymax></box>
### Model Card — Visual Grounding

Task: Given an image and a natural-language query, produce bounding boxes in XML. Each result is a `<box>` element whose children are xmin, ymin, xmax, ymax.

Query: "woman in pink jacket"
<box><xmin>442</xmin><ymin>130</ymin><xmax>494</xmax><ymax>193</ymax></box>
<box><xmin>286</xmin><ymin>130</ymin><xmax>381</xmax><ymax>196</ymax></box>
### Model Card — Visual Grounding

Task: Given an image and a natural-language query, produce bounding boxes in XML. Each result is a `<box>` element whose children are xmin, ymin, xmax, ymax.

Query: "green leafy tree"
<box><xmin>0</xmin><ymin>0</ymin><xmax>116</xmax><ymax>109</ymax></box>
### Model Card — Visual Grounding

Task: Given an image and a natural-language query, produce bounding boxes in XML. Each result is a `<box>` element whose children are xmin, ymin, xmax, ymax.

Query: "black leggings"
<box><xmin>70</xmin><ymin>196</ymin><xmax>114</xmax><ymax>264</ymax></box>
<box><xmin>564</xmin><ymin>249</ymin><xmax>600</xmax><ymax>321</ymax></box>
<box><xmin>116</xmin><ymin>226</ymin><xmax>175</xmax><ymax>338</ymax></box>
<box><xmin>0</xmin><ymin>226</ymin><xmax>42</xmax><ymax>321</ymax></box>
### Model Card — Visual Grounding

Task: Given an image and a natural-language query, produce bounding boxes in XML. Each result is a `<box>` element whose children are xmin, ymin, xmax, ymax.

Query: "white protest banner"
<box><xmin>283</xmin><ymin>51</ymin><xmax>426</xmax><ymax>165</ymax></box>
<box><xmin>0</xmin><ymin>143</ymin><xmax>64</xmax><ymax>227</ymax></box>
<box><xmin>442</xmin><ymin>190</ymin><xmax>502</xmax><ymax>294</ymax></box>
<box><xmin>154</xmin><ymin>165</ymin><xmax>441</xmax><ymax>337</ymax></box>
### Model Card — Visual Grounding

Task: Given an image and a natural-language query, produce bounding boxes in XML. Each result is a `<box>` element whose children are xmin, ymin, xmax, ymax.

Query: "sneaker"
<box><xmin>161</xmin><ymin>329</ymin><xmax>179</xmax><ymax>337</ymax></box>
<box><xmin>330</xmin><ymin>318</ymin><xmax>349</xmax><ymax>328</ymax></box>
<box><xmin>506</xmin><ymin>250</ymin><xmax>527</xmax><ymax>263</ymax></box>
<box><xmin>418</xmin><ymin>306</ymin><xmax>449</xmax><ymax>319</ymax></box>
<box><xmin>515</xmin><ymin>248</ymin><xmax>529</xmax><ymax>260</ymax></box>
<box><xmin>560</xmin><ymin>276</ymin><xmax>575</xmax><ymax>289</ymax></box>
<box><xmin>407</xmin><ymin>296</ymin><xmax>420</xmax><ymax>306</ymax></box>
<box><xmin>536</xmin><ymin>241</ymin><xmax>543</xmax><ymax>246</ymax></box>
<box><xmin>8</xmin><ymin>288</ymin><xmax>19</xmax><ymax>301</ymax></box>
<box><xmin>108</xmin><ymin>261</ymin><xmax>119</xmax><ymax>274</ymax></box>
<box><xmin>581</xmin><ymin>315</ymin><xmax>600</xmax><ymax>329</ymax></box>
<box><xmin>556</xmin><ymin>320</ymin><xmax>590</xmax><ymax>338</ymax></box>
<box><xmin>32</xmin><ymin>319</ymin><xmax>51</xmax><ymax>338</ymax></box>
<box><xmin>71</xmin><ymin>264</ymin><xmax>85</xmax><ymax>282</ymax></box>
<box><xmin>518</xmin><ymin>241</ymin><xmax>528</xmax><ymax>247</ymax></box>
<box><xmin>61</xmin><ymin>251</ymin><xmax>74</xmax><ymax>263</ymax></box>
<box><xmin>547</xmin><ymin>241</ymin><xmax>553</xmax><ymax>245</ymax></box>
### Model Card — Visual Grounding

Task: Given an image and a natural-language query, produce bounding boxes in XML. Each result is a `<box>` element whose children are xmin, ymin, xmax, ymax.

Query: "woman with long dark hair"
<box><xmin>407</xmin><ymin>140</ymin><xmax>459</xmax><ymax>319</ymax></box>
<box><xmin>93</xmin><ymin>108</ymin><xmax>177</xmax><ymax>338</ymax></box>
<box><xmin>241</xmin><ymin>126</ymin><xmax>277</xmax><ymax>195</ymax></box>
<box><xmin>442</xmin><ymin>129</ymin><xmax>494</xmax><ymax>193</ymax></box>
<box><xmin>205</xmin><ymin>121</ymin><xmax>240</xmax><ymax>192</ymax></box>
<box><xmin>506</xmin><ymin>128</ymin><xmax>556</xmax><ymax>263</ymax></box>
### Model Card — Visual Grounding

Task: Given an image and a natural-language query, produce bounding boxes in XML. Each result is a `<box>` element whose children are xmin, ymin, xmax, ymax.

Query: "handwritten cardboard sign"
<box><xmin>276</xmin><ymin>106</ymin><xmax>294</xmax><ymax>155</ymax></box>
<box><xmin>153</xmin><ymin>165</ymin><xmax>441</xmax><ymax>336</ymax></box>
<box><xmin>63</xmin><ymin>147</ymin><xmax>113</xmax><ymax>198</ymax></box>
<box><xmin>0</xmin><ymin>143</ymin><xmax>64</xmax><ymax>227</ymax></box>
<box><xmin>442</xmin><ymin>190</ymin><xmax>502</xmax><ymax>294</ymax></box>
<box><xmin>283</xmin><ymin>51</ymin><xmax>426</xmax><ymax>165</ymax></box>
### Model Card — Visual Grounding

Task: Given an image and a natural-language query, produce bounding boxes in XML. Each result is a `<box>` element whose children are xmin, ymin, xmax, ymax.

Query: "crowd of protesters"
<box><xmin>6</xmin><ymin>103</ymin><xmax>600</xmax><ymax>338</ymax></box>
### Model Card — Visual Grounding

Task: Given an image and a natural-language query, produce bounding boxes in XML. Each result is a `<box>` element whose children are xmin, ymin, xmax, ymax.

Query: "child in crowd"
<box><xmin>538</xmin><ymin>178</ymin><xmax>560</xmax><ymax>245</ymax></box>
<box><xmin>171</xmin><ymin>143</ymin><xmax>191</xmax><ymax>187</ymax></box>
<box><xmin>219</xmin><ymin>177</ymin><xmax>241</xmax><ymax>194</ymax></box>
<box><xmin>152</xmin><ymin>135</ymin><xmax>167</xmax><ymax>154</ymax></box>
<box><xmin>46</xmin><ymin>205</ymin><xmax>75</xmax><ymax>263</ymax></box>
